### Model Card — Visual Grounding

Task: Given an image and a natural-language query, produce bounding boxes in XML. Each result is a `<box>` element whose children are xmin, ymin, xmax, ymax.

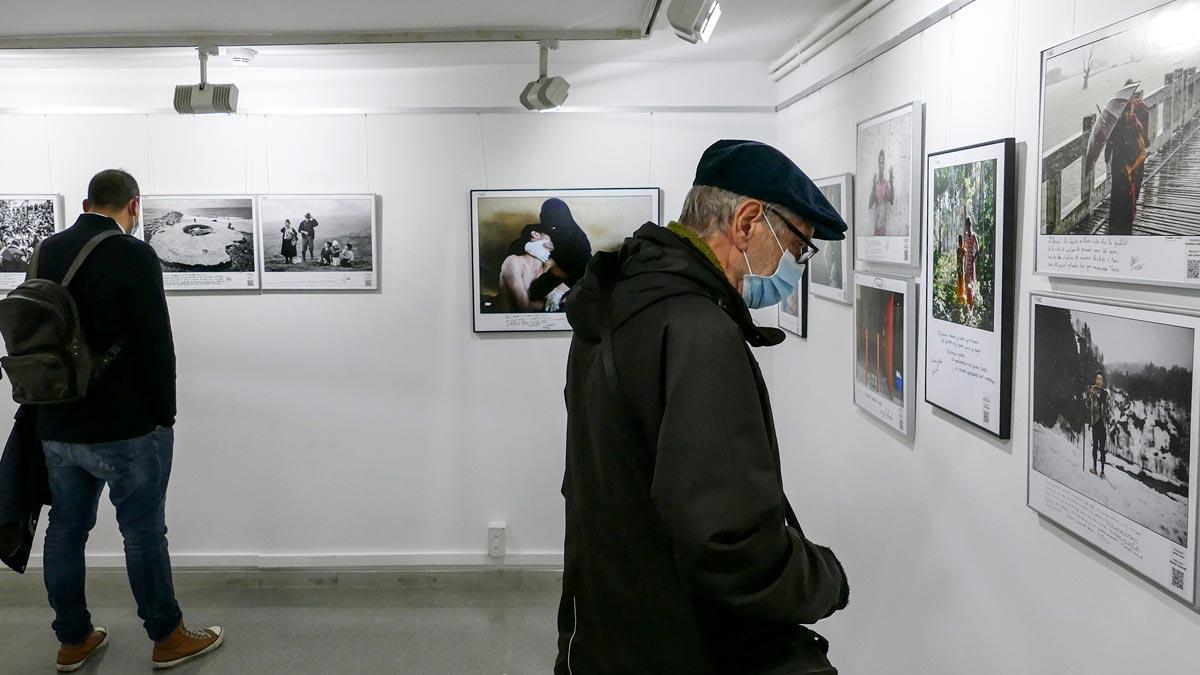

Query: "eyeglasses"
<box><xmin>767</xmin><ymin>207</ymin><xmax>819</xmax><ymax>265</ymax></box>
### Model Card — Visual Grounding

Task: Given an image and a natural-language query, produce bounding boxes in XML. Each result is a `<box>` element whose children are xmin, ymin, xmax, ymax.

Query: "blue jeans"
<box><xmin>42</xmin><ymin>427</ymin><xmax>182</xmax><ymax>644</ymax></box>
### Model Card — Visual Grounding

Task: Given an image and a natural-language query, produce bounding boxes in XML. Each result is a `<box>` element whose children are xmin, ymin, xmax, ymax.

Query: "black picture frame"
<box><xmin>922</xmin><ymin>137</ymin><xmax>1017</xmax><ymax>439</ymax></box>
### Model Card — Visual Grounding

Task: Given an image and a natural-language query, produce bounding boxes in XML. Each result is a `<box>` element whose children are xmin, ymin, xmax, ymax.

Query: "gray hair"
<box><xmin>679</xmin><ymin>185</ymin><xmax>790</xmax><ymax>236</ymax></box>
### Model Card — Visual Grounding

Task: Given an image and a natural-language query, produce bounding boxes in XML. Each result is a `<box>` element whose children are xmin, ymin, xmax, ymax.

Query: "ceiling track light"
<box><xmin>520</xmin><ymin>40</ymin><xmax>570</xmax><ymax>112</ymax></box>
<box><xmin>667</xmin><ymin>0</ymin><xmax>722</xmax><ymax>44</ymax></box>
<box><xmin>174</xmin><ymin>44</ymin><xmax>240</xmax><ymax>114</ymax></box>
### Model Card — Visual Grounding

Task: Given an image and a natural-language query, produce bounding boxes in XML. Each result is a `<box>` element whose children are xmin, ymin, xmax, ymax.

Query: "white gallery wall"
<box><xmin>0</xmin><ymin>109</ymin><xmax>776</xmax><ymax>566</ymax></box>
<box><xmin>771</xmin><ymin>0</ymin><xmax>1200</xmax><ymax>674</ymax></box>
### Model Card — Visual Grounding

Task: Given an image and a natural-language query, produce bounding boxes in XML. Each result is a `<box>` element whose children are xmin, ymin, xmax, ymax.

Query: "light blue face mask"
<box><xmin>741</xmin><ymin>212</ymin><xmax>804</xmax><ymax>309</ymax></box>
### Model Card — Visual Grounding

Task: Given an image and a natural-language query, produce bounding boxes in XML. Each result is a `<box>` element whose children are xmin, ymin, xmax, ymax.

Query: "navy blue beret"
<box><xmin>693</xmin><ymin>139</ymin><xmax>847</xmax><ymax>241</ymax></box>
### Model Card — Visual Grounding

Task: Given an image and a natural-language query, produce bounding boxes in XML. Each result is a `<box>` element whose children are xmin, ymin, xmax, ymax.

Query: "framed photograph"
<box><xmin>1036</xmin><ymin>0</ymin><xmax>1200</xmax><ymax>289</ymax></box>
<box><xmin>855</xmin><ymin>101</ymin><xmax>925</xmax><ymax>267</ymax></box>
<box><xmin>810</xmin><ymin>174</ymin><xmax>853</xmax><ymax>304</ymax></box>
<box><xmin>853</xmin><ymin>272</ymin><xmax>917</xmax><ymax>438</ymax></box>
<box><xmin>0</xmin><ymin>195</ymin><xmax>63</xmax><ymax>290</ymax></box>
<box><xmin>924</xmin><ymin>138</ymin><xmax>1017</xmax><ymax>438</ymax></box>
<box><xmin>777</xmin><ymin>264</ymin><xmax>809</xmax><ymax>338</ymax></box>
<box><xmin>139</xmin><ymin>196</ymin><xmax>259</xmax><ymax>291</ymax></box>
<box><xmin>258</xmin><ymin>195</ymin><xmax>378</xmax><ymax>291</ymax></box>
<box><xmin>471</xmin><ymin>188</ymin><xmax>661</xmax><ymax>333</ymax></box>
<box><xmin>1028</xmin><ymin>293</ymin><xmax>1199</xmax><ymax>604</ymax></box>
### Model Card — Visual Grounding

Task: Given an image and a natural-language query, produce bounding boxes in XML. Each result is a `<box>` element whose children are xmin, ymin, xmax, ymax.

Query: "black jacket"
<box><xmin>34</xmin><ymin>214</ymin><xmax>176</xmax><ymax>443</ymax></box>
<box><xmin>0</xmin><ymin>406</ymin><xmax>47</xmax><ymax>573</ymax></box>
<box><xmin>556</xmin><ymin>223</ymin><xmax>848</xmax><ymax>674</ymax></box>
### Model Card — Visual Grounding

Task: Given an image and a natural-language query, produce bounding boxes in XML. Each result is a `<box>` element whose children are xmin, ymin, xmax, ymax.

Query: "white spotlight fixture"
<box><xmin>174</xmin><ymin>45</ymin><xmax>239</xmax><ymax>114</ymax></box>
<box><xmin>667</xmin><ymin>0</ymin><xmax>722</xmax><ymax>44</ymax></box>
<box><xmin>227</xmin><ymin>47</ymin><xmax>258</xmax><ymax>66</ymax></box>
<box><xmin>520</xmin><ymin>40</ymin><xmax>570</xmax><ymax>111</ymax></box>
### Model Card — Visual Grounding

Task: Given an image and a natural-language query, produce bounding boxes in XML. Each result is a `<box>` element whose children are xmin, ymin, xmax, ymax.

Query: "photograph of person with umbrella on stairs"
<box><xmin>1037</xmin><ymin>0</ymin><xmax>1200</xmax><ymax>287</ymax></box>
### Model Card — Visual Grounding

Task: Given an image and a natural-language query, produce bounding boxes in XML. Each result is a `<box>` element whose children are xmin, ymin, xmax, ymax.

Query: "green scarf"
<box><xmin>667</xmin><ymin>221</ymin><xmax>722</xmax><ymax>270</ymax></box>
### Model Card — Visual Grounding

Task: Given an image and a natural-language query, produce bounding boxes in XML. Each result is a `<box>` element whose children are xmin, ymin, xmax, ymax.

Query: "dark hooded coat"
<box><xmin>556</xmin><ymin>223</ymin><xmax>848</xmax><ymax>674</ymax></box>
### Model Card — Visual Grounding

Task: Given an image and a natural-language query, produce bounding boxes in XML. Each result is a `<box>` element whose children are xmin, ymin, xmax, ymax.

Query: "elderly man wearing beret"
<box><xmin>555</xmin><ymin>140</ymin><xmax>850</xmax><ymax>675</ymax></box>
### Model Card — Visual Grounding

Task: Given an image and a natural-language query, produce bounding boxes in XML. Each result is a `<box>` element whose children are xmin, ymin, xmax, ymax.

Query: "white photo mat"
<box><xmin>470</xmin><ymin>188</ymin><xmax>661</xmax><ymax>333</ymax></box>
<box><xmin>257</xmin><ymin>194</ymin><xmax>379</xmax><ymax>291</ymax></box>
<box><xmin>853</xmin><ymin>272</ymin><xmax>917</xmax><ymax>438</ymax></box>
<box><xmin>855</xmin><ymin>102</ymin><xmax>925</xmax><ymax>268</ymax></box>
<box><xmin>923</xmin><ymin>138</ymin><xmax>1017</xmax><ymax>438</ymax></box>
<box><xmin>139</xmin><ymin>195</ymin><xmax>260</xmax><ymax>291</ymax></box>
<box><xmin>810</xmin><ymin>174</ymin><xmax>853</xmax><ymax>304</ymax></box>
<box><xmin>0</xmin><ymin>194</ymin><xmax>63</xmax><ymax>290</ymax></box>
<box><xmin>1034</xmin><ymin>1</ymin><xmax>1200</xmax><ymax>290</ymax></box>
<box><xmin>1027</xmin><ymin>293</ymin><xmax>1199</xmax><ymax>605</ymax></box>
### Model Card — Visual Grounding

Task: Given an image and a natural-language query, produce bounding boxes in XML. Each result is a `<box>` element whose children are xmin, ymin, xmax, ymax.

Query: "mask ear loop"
<box><xmin>742</xmin><ymin>249</ymin><xmax>754</xmax><ymax>276</ymax></box>
<box><xmin>762</xmin><ymin>211</ymin><xmax>786</xmax><ymax>256</ymax></box>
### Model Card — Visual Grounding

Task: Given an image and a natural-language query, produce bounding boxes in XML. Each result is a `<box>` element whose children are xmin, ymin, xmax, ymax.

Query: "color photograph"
<box><xmin>471</xmin><ymin>188</ymin><xmax>660</xmax><ymax>332</ymax></box>
<box><xmin>1037</xmin><ymin>0</ymin><xmax>1200</xmax><ymax>288</ymax></box>
<box><xmin>924</xmin><ymin>138</ymin><xmax>1017</xmax><ymax>439</ymax></box>
<box><xmin>258</xmin><ymin>195</ymin><xmax>378</xmax><ymax>290</ymax></box>
<box><xmin>855</xmin><ymin>102</ymin><xmax>924</xmax><ymax>266</ymax></box>
<box><xmin>141</xmin><ymin>196</ymin><xmax>258</xmax><ymax>290</ymax></box>
<box><xmin>931</xmin><ymin>158</ymin><xmax>997</xmax><ymax>332</ymax></box>
<box><xmin>0</xmin><ymin>196</ymin><xmax>61</xmax><ymax>289</ymax></box>
<box><xmin>854</xmin><ymin>273</ymin><xmax>916</xmax><ymax>438</ymax></box>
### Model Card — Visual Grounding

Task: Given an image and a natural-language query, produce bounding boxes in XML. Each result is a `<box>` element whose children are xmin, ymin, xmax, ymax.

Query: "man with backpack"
<box><xmin>4</xmin><ymin>170</ymin><xmax>224</xmax><ymax>672</ymax></box>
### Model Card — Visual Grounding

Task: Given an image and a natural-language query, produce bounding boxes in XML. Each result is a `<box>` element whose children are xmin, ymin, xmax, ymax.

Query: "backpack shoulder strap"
<box><xmin>61</xmin><ymin>230</ymin><xmax>125</xmax><ymax>287</ymax></box>
<box><xmin>26</xmin><ymin>242</ymin><xmax>44</xmax><ymax>281</ymax></box>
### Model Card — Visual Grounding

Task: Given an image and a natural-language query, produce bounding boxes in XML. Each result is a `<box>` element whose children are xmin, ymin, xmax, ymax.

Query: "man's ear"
<box><xmin>82</xmin><ymin>199</ymin><xmax>91</xmax><ymax>213</ymax></box>
<box><xmin>729</xmin><ymin>199</ymin><xmax>765</xmax><ymax>252</ymax></box>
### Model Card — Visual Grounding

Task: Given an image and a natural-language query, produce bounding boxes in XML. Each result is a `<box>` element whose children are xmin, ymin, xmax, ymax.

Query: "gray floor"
<box><xmin>0</xmin><ymin>568</ymin><xmax>562</xmax><ymax>674</ymax></box>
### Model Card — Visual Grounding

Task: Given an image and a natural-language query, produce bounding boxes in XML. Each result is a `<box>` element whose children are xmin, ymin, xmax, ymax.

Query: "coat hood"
<box><xmin>565</xmin><ymin>223</ymin><xmax>785</xmax><ymax>347</ymax></box>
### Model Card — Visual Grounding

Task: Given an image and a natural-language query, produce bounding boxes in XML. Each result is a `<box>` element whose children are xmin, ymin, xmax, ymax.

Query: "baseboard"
<box><xmin>22</xmin><ymin>552</ymin><xmax>565</xmax><ymax>570</ymax></box>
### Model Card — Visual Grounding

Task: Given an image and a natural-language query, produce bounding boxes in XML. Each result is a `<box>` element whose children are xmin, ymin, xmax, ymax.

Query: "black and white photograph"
<box><xmin>140</xmin><ymin>196</ymin><xmax>259</xmax><ymax>291</ymax></box>
<box><xmin>258</xmin><ymin>195</ymin><xmax>378</xmax><ymax>290</ymax></box>
<box><xmin>471</xmin><ymin>188</ymin><xmax>660</xmax><ymax>332</ymax></box>
<box><xmin>853</xmin><ymin>272</ymin><xmax>916</xmax><ymax>438</ymax></box>
<box><xmin>855</xmin><ymin>102</ymin><xmax>924</xmax><ymax>267</ymax></box>
<box><xmin>777</xmin><ymin>264</ymin><xmax>808</xmax><ymax>338</ymax></box>
<box><xmin>0</xmin><ymin>195</ymin><xmax>61</xmax><ymax>289</ymax></box>
<box><xmin>924</xmin><ymin>138</ymin><xmax>1017</xmax><ymax>438</ymax></box>
<box><xmin>1037</xmin><ymin>0</ymin><xmax>1200</xmax><ymax>288</ymax></box>
<box><xmin>810</xmin><ymin>174</ymin><xmax>853</xmax><ymax>304</ymax></box>
<box><xmin>1028</xmin><ymin>294</ymin><xmax>1199</xmax><ymax>602</ymax></box>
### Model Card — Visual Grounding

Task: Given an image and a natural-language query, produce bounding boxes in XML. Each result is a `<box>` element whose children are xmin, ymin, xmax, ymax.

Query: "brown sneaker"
<box><xmin>152</xmin><ymin>623</ymin><xmax>225</xmax><ymax>670</ymax></box>
<box><xmin>57</xmin><ymin>627</ymin><xmax>108</xmax><ymax>672</ymax></box>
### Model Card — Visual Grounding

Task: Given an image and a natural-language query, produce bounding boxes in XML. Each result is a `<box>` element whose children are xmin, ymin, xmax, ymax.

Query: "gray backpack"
<box><xmin>0</xmin><ymin>231</ymin><xmax>126</xmax><ymax>405</ymax></box>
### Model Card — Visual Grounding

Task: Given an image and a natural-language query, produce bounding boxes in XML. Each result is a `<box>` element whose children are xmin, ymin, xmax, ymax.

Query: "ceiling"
<box><xmin>0</xmin><ymin>0</ymin><xmax>852</xmax><ymax>68</ymax></box>
<box><xmin>0</xmin><ymin>0</ymin><xmax>656</xmax><ymax>38</ymax></box>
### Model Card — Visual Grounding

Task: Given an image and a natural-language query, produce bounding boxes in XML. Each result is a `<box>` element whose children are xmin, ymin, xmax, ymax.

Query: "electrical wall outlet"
<box><xmin>488</xmin><ymin>521</ymin><xmax>506</xmax><ymax>559</ymax></box>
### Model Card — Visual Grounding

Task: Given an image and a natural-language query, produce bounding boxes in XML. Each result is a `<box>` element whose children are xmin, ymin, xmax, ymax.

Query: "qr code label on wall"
<box><xmin>1187</xmin><ymin>259</ymin><xmax>1200</xmax><ymax>279</ymax></box>
<box><xmin>1171</xmin><ymin>566</ymin><xmax>1185</xmax><ymax>591</ymax></box>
